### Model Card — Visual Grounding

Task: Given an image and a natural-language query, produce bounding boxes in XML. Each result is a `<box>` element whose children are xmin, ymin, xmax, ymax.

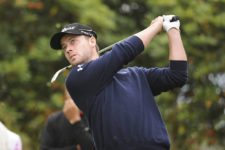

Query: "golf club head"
<box><xmin>50</xmin><ymin>65</ymin><xmax>72</xmax><ymax>83</ymax></box>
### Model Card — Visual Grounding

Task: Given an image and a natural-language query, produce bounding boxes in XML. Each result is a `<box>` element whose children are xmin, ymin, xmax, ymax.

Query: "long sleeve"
<box><xmin>147</xmin><ymin>60</ymin><xmax>188</xmax><ymax>96</ymax></box>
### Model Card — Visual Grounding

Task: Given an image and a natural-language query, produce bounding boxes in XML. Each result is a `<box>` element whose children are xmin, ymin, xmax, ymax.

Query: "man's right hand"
<box><xmin>135</xmin><ymin>16</ymin><xmax>163</xmax><ymax>48</ymax></box>
<box><xmin>150</xmin><ymin>16</ymin><xmax>163</xmax><ymax>33</ymax></box>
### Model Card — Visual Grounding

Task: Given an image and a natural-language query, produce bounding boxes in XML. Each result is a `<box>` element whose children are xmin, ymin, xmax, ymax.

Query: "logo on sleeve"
<box><xmin>77</xmin><ymin>64</ymin><xmax>83</xmax><ymax>72</ymax></box>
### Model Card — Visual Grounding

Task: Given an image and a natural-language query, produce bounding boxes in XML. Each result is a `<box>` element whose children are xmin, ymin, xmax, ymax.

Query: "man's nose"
<box><xmin>65</xmin><ymin>46</ymin><xmax>73</xmax><ymax>54</ymax></box>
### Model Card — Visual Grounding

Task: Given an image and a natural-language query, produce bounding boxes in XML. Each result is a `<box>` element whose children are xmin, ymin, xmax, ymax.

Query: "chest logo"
<box><xmin>77</xmin><ymin>64</ymin><xmax>83</xmax><ymax>72</ymax></box>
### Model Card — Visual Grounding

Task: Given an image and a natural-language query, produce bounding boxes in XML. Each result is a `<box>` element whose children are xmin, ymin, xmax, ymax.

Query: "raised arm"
<box><xmin>135</xmin><ymin>15</ymin><xmax>187</xmax><ymax>61</ymax></box>
<box><xmin>146</xmin><ymin>15</ymin><xmax>188</xmax><ymax>95</ymax></box>
<box><xmin>163</xmin><ymin>15</ymin><xmax>187</xmax><ymax>61</ymax></box>
<box><xmin>167</xmin><ymin>29</ymin><xmax>187</xmax><ymax>60</ymax></box>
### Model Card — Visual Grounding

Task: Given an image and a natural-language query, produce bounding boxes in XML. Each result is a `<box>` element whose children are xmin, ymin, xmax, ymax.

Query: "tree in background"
<box><xmin>0</xmin><ymin>0</ymin><xmax>224</xmax><ymax>149</ymax></box>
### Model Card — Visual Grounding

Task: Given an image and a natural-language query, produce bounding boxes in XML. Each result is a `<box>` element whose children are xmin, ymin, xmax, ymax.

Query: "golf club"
<box><xmin>50</xmin><ymin>16</ymin><xmax>179</xmax><ymax>83</ymax></box>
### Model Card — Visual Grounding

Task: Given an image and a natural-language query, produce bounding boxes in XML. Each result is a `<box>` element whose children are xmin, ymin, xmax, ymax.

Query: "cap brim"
<box><xmin>50</xmin><ymin>30</ymin><xmax>97</xmax><ymax>50</ymax></box>
<box><xmin>50</xmin><ymin>32</ymin><xmax>68</xmax><ymax>50</ymax></box>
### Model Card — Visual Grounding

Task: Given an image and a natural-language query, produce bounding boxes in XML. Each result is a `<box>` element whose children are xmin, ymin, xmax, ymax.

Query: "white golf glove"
<box><xmin>163</xmin><ymin>15</ymin><xmax>180</xmax><ymax>32</ymax></box>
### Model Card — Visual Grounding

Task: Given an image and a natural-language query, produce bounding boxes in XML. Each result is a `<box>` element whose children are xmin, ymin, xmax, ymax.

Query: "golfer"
<box><xmin>50</xmin><ymin>15</ymin><xmax>188</xmax><ymax>150</ymax></box>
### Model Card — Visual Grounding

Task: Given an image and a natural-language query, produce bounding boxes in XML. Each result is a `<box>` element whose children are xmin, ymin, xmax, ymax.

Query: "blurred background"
<box><xmin>0</xmin><ymin>0</ymin><xmax>224</xmax><ymax>149</ymax></box>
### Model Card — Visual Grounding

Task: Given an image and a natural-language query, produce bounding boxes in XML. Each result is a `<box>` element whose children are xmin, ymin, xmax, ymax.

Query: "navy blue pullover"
<box><xmin>66</xmin><ymin>36</ymin><xmax>188</xmax><ymax>150</ymax></box>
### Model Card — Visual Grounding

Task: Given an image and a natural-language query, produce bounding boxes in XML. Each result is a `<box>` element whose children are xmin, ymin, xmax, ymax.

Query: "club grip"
<box><xmin>170</xmin><ymin>16</ymin><xmax>179</xmax><ymax>22</ymax></box>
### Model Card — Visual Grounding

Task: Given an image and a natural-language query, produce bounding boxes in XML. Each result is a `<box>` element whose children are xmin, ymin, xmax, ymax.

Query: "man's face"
<box><xmin>61</xmin><ymin>34</ymin><xmax>95</xmax><ymax>66</ymax></box>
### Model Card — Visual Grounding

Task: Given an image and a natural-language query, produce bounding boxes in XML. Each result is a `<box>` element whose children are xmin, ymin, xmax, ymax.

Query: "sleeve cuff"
<box><xmin>169</xmin><ymin>60</ymin><xmax>188</xmax><ymax>71</ymax></box>
<box><xmin>127</xmin><ymin>35</ymin><xmax>145</xmax><ymax>51</ymax></box>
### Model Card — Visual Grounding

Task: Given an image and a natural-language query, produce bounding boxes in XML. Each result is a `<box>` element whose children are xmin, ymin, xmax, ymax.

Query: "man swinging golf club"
<box><xmin>50</xmin><ymin>15</ymin><xmax>188</xmax><ymax>150</ymax></box>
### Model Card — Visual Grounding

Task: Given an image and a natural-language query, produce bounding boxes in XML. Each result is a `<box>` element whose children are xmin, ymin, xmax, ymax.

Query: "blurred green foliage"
<box><xmin>0</xmin><ymin>0</ymin><xmax>224</xmax><ymax>149</ymax></box>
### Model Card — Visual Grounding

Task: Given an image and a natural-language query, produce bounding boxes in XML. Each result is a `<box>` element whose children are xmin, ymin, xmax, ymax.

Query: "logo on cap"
<box><xmin>62</xmin><ymin>26</ymin><xmax>75</xmax><ymax>32</ymax></box>
<box><xmin>80</xmin><ymin>30</ymin><xmax>92</xmax><ymax>37</ymax></box>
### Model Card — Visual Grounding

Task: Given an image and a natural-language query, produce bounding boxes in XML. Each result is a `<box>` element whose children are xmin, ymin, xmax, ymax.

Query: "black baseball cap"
<box><xmin>50</xmin><ymin>23</ymin><xmax>97</xmax><ymax>50</ymax></box>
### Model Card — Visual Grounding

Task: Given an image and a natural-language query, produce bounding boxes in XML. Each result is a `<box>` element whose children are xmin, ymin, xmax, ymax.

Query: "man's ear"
<box><xmin>89</xmin><ymin>36</ymin><xmax>96</xmax><ymax>47</ymax></box>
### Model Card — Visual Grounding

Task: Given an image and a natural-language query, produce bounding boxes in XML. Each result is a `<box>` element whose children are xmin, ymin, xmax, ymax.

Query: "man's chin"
<box><xmin>70</xmin><ymin>61</ymin><xmax>81</xmax><ymax>66</ymax></box>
